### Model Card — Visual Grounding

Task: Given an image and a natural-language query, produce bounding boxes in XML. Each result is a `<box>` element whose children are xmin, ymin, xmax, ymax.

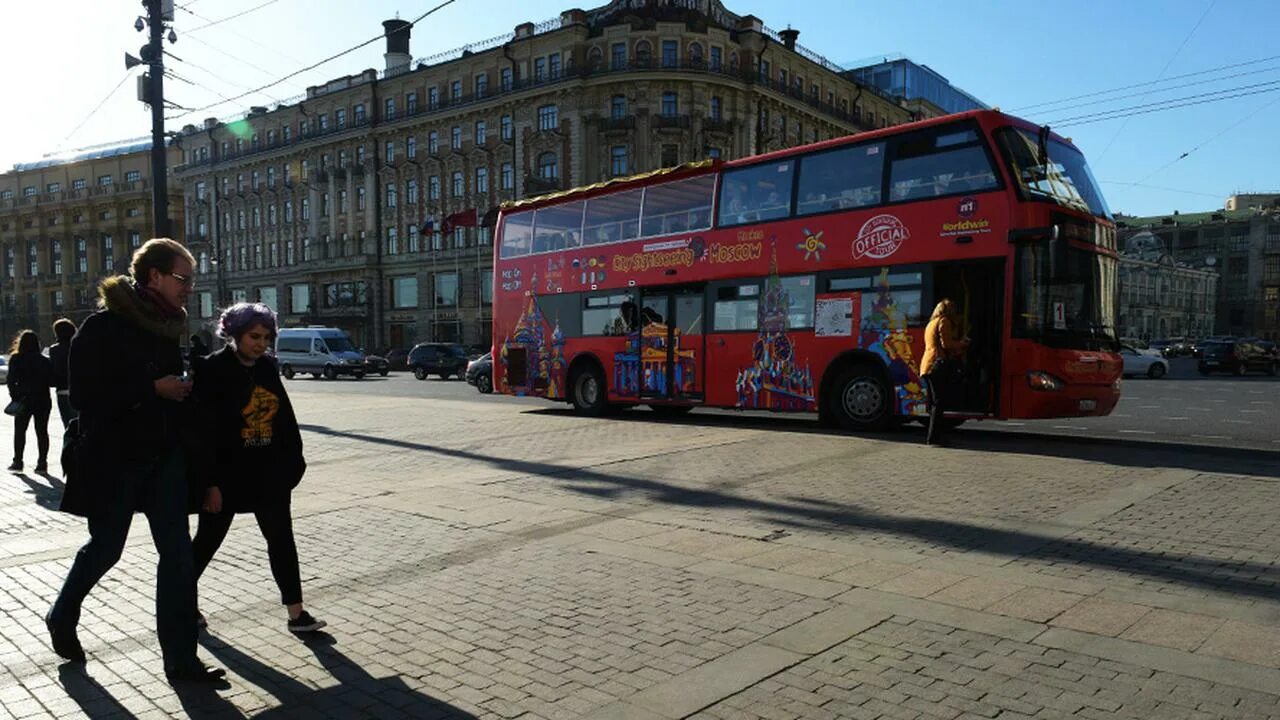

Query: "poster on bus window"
<box><xmin>815</xmin><ymin>293</ymin><xmax>860</xmax><ymax>337</ymax></box>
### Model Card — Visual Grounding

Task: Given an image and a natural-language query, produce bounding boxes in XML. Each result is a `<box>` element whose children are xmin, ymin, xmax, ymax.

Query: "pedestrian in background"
<box><xmin>46</xmin><ymin>238</ymin><xmax>224</xmax><ymax>683</ymax></box>
<box><xmin>921</xmin><ymin>298</ymin><xmax>969</xmax><ymax>447</ymax></box>
<box><xmin>49</xmin><ymin>318</ymin><xmax>77</xmax><ymax>428</ymax></box>
<box><xmin>190</xmin><ymin>302</ymin><xmax>325</xmax><ymax>634</ymax></box>
<box><xmin>6</xmin><ymin>330</ymin><xmax>54</xmax><ymax>473</ymax></box>
<box><xmin>187</xmin><ymin>333</ymin><xmax>209</xmax><ymax>370</ymax></box>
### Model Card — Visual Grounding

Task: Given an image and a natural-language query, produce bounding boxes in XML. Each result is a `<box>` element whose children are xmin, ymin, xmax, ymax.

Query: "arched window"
<box><xmin>538</xmin><ymin>152</ymin><xmax>558</xmax><ymax>180</ymax></box>
<box><xmin>588</xmin><ymin>46</ymin><xmax>603</xmax><ymax>70</ymax></box>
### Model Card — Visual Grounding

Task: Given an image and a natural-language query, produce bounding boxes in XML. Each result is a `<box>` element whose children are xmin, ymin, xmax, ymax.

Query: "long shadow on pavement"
<box><xmin>301</xmin><ymin>421</ymin><xmax>1280</xmax><ymax>602</ymax></box>
<box><xmin>199</xmin><ymin>631</ymin><xmax>476</xmax><ymax>718</ymax></box>
<box><xmin>16</xmin><ymin>471</ymin><xmax>65</xmax><ymax>511</ymax></box>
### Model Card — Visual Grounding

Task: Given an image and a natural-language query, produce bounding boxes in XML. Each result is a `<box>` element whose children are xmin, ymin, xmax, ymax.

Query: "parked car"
<box><xmin>465</xmin><ymin>352</ymin><xmax>493</xmax><ymax>393</ymax></box>
<box><xmin>276</xmin><ymin>327</ymin><xmax>366</xmax><ymax>380</ymax></box>
<box><xmin>0</xmin><ymin>355</ymin><xmax>7</xmax><ymax>383</ymax></box>
<box><xmin>407</xmin><ymin>342</ymin><xmax>470</xmax><ymax>380</ymax></box>
<box><xmin>1120</xmin><ymin>345</ymin><xmax>1168</xmax><ymax>379</ymax></box>
<box><xmin>363</xmin><ymin>352</ymin><xmax>390</xmax><ymax>376</ymax></box>
<box><xmin>1198</xmin><ymin>341</ymin><xmax>1278</xmax><ymax>376</ymax></box>
<box><xmin>1194</xmin><ymin>336</ymin><xmax>1236</xmax><ymax>358</ymax></box>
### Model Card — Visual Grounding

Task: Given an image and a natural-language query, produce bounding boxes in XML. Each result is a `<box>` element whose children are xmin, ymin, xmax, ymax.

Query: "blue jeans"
<box><xmin>50</xmin><ymin>448</ymin><xmax>199</xmax><ymax>670</ymax></box>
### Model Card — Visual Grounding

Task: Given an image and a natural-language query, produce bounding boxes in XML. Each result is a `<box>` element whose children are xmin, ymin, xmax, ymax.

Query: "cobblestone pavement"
<box><xmin>2</xmin><ymin>378</ymin><xmax>1280</xmax><ymax>719</ymax></box>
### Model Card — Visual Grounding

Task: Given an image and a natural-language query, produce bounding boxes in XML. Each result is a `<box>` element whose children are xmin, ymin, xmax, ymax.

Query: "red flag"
<box><xmin>441</xmin><ymin>208</ymin><xmax>477</xmax><ymax>234</ymax></box>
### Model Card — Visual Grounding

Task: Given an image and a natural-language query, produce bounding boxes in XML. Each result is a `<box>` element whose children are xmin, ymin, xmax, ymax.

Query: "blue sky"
<box><xmin>2</xmin><ymin>0</ymin><xmax>1276</xmax><ymax>217</ymax></box>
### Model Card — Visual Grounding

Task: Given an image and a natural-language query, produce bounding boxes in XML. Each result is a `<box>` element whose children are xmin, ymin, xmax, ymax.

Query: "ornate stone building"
<box><xmin>173</xmin><ymin>0</ymin><xmax>931</xmax><ymax>351</ymax></box>
<box><xmin>1117</xmin><ymin>231</ymin><xmax>1217</xmax><ymax>342</ymax></box>
<box><xmin>0</xmin><ymin>141</ymin><xmax>184</xmax><ymax>344</ymax></box>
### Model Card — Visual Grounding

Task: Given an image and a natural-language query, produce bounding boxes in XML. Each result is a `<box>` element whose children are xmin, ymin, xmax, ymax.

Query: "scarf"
<box><xmin>97</xmin><ymin>275</ymin><xmax>188</xmax><ymax>340</ymax></box>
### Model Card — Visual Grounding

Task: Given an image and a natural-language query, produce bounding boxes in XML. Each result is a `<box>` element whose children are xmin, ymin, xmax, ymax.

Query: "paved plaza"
<box><xmin>2</xmin><ymin>378</ymin><xmax>1280</xmax><ymax>719</ymax></box>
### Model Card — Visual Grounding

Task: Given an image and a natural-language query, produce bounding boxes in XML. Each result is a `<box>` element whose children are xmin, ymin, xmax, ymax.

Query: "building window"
<box><xmin>611</xmin><ymin>95</ymin><xmax>627</xmax><ymax>119</ymax></box>
<box><xmin>338</xmin><ymin>190</ymin><xmax>348</xmax><ymax>215</ymax></box>
<box><xmin>476</xmin><ymin>167</ymin><xmax>488</xmax><ymax>194</ymax></box>
<box><xmin>689</xmin><ymin>42</ymin><xmax>703</xmax><ymax>67</ymax></box>
<box><xmin>538</xmin><ymin>152</ymin><xmax>558</xmax><ymax>180</ymax></box>
<box><xmin>451</xmin><ymin>126</ymin><xmax>462</xmax><ymax>150</ymax></box>
<box><xmin>289</xmin><ymin>284</ymin><xmax>309</xmax><ymax>313</ymax></box>
<box><xmin>501</xmin><ymin>115</ymin><xmax>513</xmax><ymax>141</ymax></box>
<box><xmin>450</xmin><ymin>80</ymin><xmax>462</xmax><ymax>101</ymax></box>
<box><xmin>501</xmin><ymin>67</ymin><xmax>513</xmax><ymax>91</ymax></box>
<box><xmin>429</xmin><ymin>176</ymin><xmax>440</xmax><ymax>200</ymax></box>
<box><xmin>501</xmin><ymin>162</ymin><xmax>513</xmax><ymax>190</ymax></box>
<box><xmin>406</xmin><ymin>92</ymin><xmax>418</xmax><ymax>114</ymax></box>
<box><xmin>407</xmin><ymin>179</ymin><xmax>418</xmax><ymax>204</ymax></box>
<box><xmin>662</xmin><ymin>92</ymin><xmax>678</xmax><ymax>117</ymax></box>
<box><xmin>427</xmin><ymin>131</ymin><xmax>439</xmax><ymax>154</ymax></box>
<box><xmin>392</xmin><ymin>277</ymin><xmax>418</xmax><ymax>308</ymax></box>
<box><xmin>611</xmin><ymin>146</ymin><xmax>628</xmax><ymax>176</ymax></box>
<box><xmin>538</xmin><ymin>104</ymin><xmax>558</xmax><ymax>131</ymax></box>
<box><xmin>301</xmin><ymin>198</ymin><xmax>310</xmax><ymax>221</ymax></box>
<box><xmin>98</xmin><ymin>175</ymin><xmax>112</xmax><ymax>186</ymax></box>
<box><xmin>475</xmin><ymin>73</ymin><xmax>488</xmax><ymax>97</ymax></box>
<box><xmin>50</xmin><ymin>240</ymin><xmax>62</xmax><ymax>276</ymax></box>
<box><xmin>386</xmin><ymin>184</ymin><xmax>398</xmax><ymax>208</ymax></box>
<box><xmin>452</xmin><ymin>171</ymin><xmax>464</xmax><ymax>197</ymax></box>
<box><xmin>385</xmin><ymin>141</ymin><xmax>395</xmax><ymax>163</ymax></box>
<box><xmin>100</xmin><ymin>235</ymin><xmax>115</xmax><ymax>273</ymax></box>
<box><xmin>549</xmin><ymin>53</ymin><xmax>561</xmax><ymax>79</ymax></box>
<box><xmin>387</xmin><ymin>227</ymin><xmax>399</xmax><ymax>255</ymax></box>
<box><xmin>710</xmin><ymin>46</ymin><xmax>722</xmax><ymax>71</ymax></box>
<box><xmin>406</xmin><ymin>226</ymin><xmax>420</xmax><ymax>253</ymax></box>
<box><xmin>662</xmin><ymin>40</ymin><xmax>678</xmax><ymax>68</ymax></box>
<box><xmin>534</xmin><ymin>57</ymin><xmax>546</xmax><ymax>82</ymax></box>
<box><xmin>475</xmin><ymin>120</ymin><xmax>486</xmax><ymax>146</ymax></box>
<box><xmin>435</xmin><ymin>272</ymin><xmax>459</xmax><ymax>306</ymax></box>
<box><xmin>72</xmin><ymin>178</ymin><xmax>86</xmax><ymax>190</ymax></box>
<box><xmin>354</xmin><ymin>104</ymin><xmax>366</xmax><ymax>124</ymax></box>
<box><xmin>710</xmin><ymin>96</ymin><xmax>722</xmax><ymax>120</ymax></box>
<box><xmin>428</xmin><ymin>87</ymin><xmax>439</xmax><ymax>109</ymax></box>
<box><xmin>355</xmin><ymin>187</ymin><xmax>365</xmax><ymax>211</ymax></box>
<box><xmin>46</xmin><ymin>182</ymin><xmax>61</xmax><ymax>193</ymax></box>
<box><xmin>384</xmin><ymin>97</ymin><xmax>396</xmax><ymax>120</ymax></box>
<box><xmin>611</xmin><ymin>42</ymin><xmax>627</xmax><ymax>69</ymax></box>
<box><xmin>407</xmin><ymin>136</ymin><xmax>417</xmax><ymax>159</ymax></box>
<box><xmin>635</xmin><ymin>40</ymin><xmax>651</xmax><ymax>65</ymax></box>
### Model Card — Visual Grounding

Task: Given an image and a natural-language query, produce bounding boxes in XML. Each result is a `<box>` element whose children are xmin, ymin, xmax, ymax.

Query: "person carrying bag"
<box><xmin>921</xmin><ymin>299</ymin><xmax>969</xmax><ymax>447</ymax></box>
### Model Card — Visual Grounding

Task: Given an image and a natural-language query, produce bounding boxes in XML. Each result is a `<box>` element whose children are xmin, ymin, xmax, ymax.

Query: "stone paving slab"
<box><xmin>2</xmin><ymin>381</ymin><xmax>1280</xmax><ymax>718</ymax></box>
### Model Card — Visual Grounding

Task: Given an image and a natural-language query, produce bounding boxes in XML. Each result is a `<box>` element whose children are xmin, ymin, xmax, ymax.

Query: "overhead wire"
<box><xmin>1046</xmin><ymin>79</ymin><xmax>1280</xmax><ymax>125</ymax></box>
<box><xmin>54</xmin><ymin>71</ymin><xmax>136</xmax><ymax>154</ymax></box>
<box><xmin>1048</xmin><ymin>84</ymin><xmax>1280</xmax><ymax>128</ymax></box>
<box><xmin>167</xmin><ymin>0</ymin><xmax>458</xmax><ymax>122</ymax></box>
<box><xmin>1022</xmin><ymin>64</ymin><xmax>1280</xmax><ymax>117</ymax></box>
<box><xmin>184</xmin><ymin>0</ymin><xmax>280</xmax><ymax>34</ymax></box>
<box><xmin>1131</xmin><ymin>93</ymin><xmax>1280</xmax><ymax>185</ymax></box>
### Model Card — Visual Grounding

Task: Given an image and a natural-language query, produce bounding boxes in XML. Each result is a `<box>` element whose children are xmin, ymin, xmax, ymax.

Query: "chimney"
<box><xmin>383</xmin><ymin>19</ymin><xmax>412</xmax><ymax>75</ymax></box>
<box><xmin>779</xmin><ymin>26</ymin><xmax>799</xmax><ymax>50</ymax></box>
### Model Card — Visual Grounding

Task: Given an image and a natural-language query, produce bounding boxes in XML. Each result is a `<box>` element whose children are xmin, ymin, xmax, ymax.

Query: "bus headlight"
<box><xmin>1027</xmin><ymin>371</ymin><xmax>1064</xmax><ymax>391</ymax></box>
<box><xmin>1112</xmin><ymin>378</ymin><xmax>1122</xmax><ymax>390</ymax></box>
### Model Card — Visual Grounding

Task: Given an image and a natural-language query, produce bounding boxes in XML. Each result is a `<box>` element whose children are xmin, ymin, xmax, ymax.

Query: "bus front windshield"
<box><xmin>1014</xmin><ymin>242</ymin><xmax>1119</xmax><ymax>352</ymax></box>
<box><xmin>997</xmin><ymin>128</ymin><xmax>1111</xmax><ymax>220</ymax></box>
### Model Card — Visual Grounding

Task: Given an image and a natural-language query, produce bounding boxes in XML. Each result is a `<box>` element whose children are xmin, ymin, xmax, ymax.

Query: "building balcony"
<box><xmin>652</xmin><ymin>114</ymin><xmax>691</xmax><ymax>130</ymax></box>
<box><xmin>701</xmin><ymin>117</ymin><xmax>735</xmax><ymax>133</ymax></box>
<box><xmin>591</xmin><ymin>116</ymin><xmax>636</xmax><ymax>133</ymax></box>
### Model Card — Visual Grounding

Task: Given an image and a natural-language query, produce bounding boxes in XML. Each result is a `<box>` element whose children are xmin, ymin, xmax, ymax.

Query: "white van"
<box><xmin>275</xmin><ymin>327</ymin><xmax>366</xmax><ymax>380</ymax></box>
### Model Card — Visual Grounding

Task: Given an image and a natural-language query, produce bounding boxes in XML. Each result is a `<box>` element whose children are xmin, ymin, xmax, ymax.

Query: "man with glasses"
<box><xmin>48</xmin><ymin>238</ymin><xmax>226</xmax><ymax>684</ymax></box>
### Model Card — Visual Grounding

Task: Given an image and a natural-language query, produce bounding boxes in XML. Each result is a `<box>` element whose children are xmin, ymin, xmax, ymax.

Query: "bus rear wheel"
<box><xmin>828</xmin><ymin>365</ymin><xmax>892</xmax><ymax>431</ymax></box>
<box><xmin>570</xmin><ymin>365</ymin><xmax>609</xmax><ymax>416</ymax></box>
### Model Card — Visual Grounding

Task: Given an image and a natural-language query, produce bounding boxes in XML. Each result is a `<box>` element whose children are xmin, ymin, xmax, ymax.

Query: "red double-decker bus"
<box><xmin>490</xmin><ymin>110</ymin><xmax>1121</xmax><ymax>431</ymax></box>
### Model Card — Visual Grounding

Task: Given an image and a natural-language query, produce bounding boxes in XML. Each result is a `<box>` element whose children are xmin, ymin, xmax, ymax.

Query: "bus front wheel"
<box><xmin>570</xmin><ymin>366</ymin><xmax>609</xmax><ymax>416</ymax></box>
<box><xmin>828</xmin><ymin>365</ymin><xmax>892</xmax><ymax>431</ymax></box>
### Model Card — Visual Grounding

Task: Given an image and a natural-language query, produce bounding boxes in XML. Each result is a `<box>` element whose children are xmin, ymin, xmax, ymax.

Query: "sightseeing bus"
<box><xmin>489</xmin><ymin>109</ymin><xmax>1121</xmax><ymax>431</ymax></box>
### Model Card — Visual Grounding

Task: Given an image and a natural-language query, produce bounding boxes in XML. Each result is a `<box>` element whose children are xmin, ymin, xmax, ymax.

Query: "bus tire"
<box><xmin>828</xmin><ymin>364</ymin><xmax>892</xmax><ymax>431</ymax></box>
<box><xmin>281</xmin><ymin>364</ymin><xmax>295</xmax><ymax>380</ymax></box>
<box><xmin>648</xmin><ymin>404</ymin><xmax>693</xmax><ymax>417</ymax></box>
<box><xmin>570</xmin><ymin>365</ymin><xmax>609</xmax><ymax>416</ymax></box>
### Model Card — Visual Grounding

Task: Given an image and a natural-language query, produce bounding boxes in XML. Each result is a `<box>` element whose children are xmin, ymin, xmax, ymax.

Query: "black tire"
<box><xmin>323</xmin><ymin>365</ymin><xmax>337</xmax><ymax>380</ymax></box>
<box><xmin>648</xmin><ymin>404</ymin><xmax>693</xmax><ymax>416</ymax></box>
<box><xmin>476</xmin><ymin>373</ymin><xmax>493</xmax><ymax>394</ymax></box>
<box><xmin>312</xmin><ymin>372</ymin><xmax>323</xmax><ymax>379</ymax></box>
<box><xmin>827</xmin><ymin>364</ymin><xmax>892</xmax><ymax>431</ymax></box>
<box><xmin>1147</xmin><ymin>363</ymin><xmax>1166</xmax><ymax>379</ymax></box>
<box><xmin>570</xmin><ymin>364</ymin><xmax>609</xmax><ymax>416</ymax></box>
<box><xmin>282</xmin><ymin>365</ymin><xmax>295</xmax><ymax>380</ymax></box>
<box><xmin>352</xmin><ymin>371</ymin><xmax>365</xmax><ymax>380</ymax></box>
<box><xmin>438</xmin><ymin>373</ymin><xmax>452</xmax><ymax>380</ymax></box>
<box><xmin>413</xmin><ymin>367</ymin><xmax>427</xmax><ymax>381</ymax></box>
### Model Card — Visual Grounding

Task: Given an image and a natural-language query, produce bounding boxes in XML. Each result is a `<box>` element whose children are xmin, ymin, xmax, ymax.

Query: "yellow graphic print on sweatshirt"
<box><xmin>241</xmin><ymin>385</ymin><xmax>279</xmax><ymax>448</ymax></box>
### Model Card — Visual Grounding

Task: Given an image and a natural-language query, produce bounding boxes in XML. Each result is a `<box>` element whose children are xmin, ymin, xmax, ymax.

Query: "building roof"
<box><xmin>1117</xmin><ymin>207</ymin><xmax>1256</xmax><ymax>228</ymax></box>
<box><xmin>9</xmin><ymin>137</ymin><xmax>156</xmax><ymax>172</ymax></box>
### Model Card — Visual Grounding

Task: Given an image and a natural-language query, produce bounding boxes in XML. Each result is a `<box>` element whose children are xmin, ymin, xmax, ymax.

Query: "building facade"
<box><xmin>1117</xmin><ymin>231</ymin><xmax>1217</xmax><ymax>341</ymax></box>
<box><xmin>0</xmin><ymin>141</ymin><xmax>184</xmax><ymax>345</ymax></box>
<box><xmin>1119</xmin><ymin>206</ymin><xmax>1280</xmax><ymax>340</ymax></box>
<box><xmin>174</xmin><ymin>0</ymin><xmax>934</xmax><ymax>352</ymax></box>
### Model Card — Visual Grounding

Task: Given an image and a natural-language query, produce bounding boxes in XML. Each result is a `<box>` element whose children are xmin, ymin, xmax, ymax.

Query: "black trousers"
<box><xmin>192</xmin><ymin>498</ymin><xmax>303</xmax><ymax>606</ymax></box>
<box><xmin>923</xmin><ymin>375</ymin><xmax>952</xmax><ymax>445</ymax></box>
<box><xmin>12</xmin><ymin>404</ymin><xmax>51</xmax><ymax>464</ymax></box>
<box><xmin>56</xmin><ymin>393</ymin><xmax>78</xmax><ymax>429</ymax></box>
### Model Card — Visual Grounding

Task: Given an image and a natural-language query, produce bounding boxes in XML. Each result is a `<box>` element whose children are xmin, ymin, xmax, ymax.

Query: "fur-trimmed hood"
<box><xmin>97</xmin><ymin>275</ymin><xmax>188</xmax><ymax>341</ymax></box>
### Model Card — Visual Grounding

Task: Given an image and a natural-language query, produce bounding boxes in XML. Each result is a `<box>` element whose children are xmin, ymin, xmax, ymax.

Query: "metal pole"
<box><xmin>146</xmin><ymin>0</ymin><xmax>170</xmax><ymax>238</ymax></box>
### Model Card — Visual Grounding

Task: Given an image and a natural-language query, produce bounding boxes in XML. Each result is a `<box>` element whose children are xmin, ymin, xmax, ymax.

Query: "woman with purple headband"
<box><xmin>189</xmin><ymin>302</ymin><xmax>325</xmax><ymax>633</ymax></box>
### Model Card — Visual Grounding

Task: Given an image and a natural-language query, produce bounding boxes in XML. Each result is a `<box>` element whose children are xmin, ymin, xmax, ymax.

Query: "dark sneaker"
<box><xmin>196</xmin><ymin>611</ymin><xmax>207</xmax><ymax>629</ymax></box>
<box><xmin>287</xmin><ymin>611</ymin><xmax>326</xmax><ymax>633</ymax></box>
<box><xmin>7</xmin><ymin>461</ymin><xmax>21</xmax><ymax>472</ymax></box>
<box><xmin>45</xmin><ymin>611</ymin><xmax>85</xmax><ymax>663</ymax></box>
<box><xmin>34</xmin><ymin>462</ymin><xmax>48</xmax><ymax>474</ymax></box>
<box><xmin>165</xmin><ymin>663</ymin><xmax>227</xmax><ymax>684</ymax></box>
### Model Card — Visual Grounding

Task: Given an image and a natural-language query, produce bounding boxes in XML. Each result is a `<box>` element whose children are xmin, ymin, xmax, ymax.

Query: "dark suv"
<box><xmin>1198</xmin><ymin>341</ymin><xmax>1279</xmax><ymax>376</ymax></box>
<box><xmin>408</xmin><ymin>342</ymin><xmax>470</xmax><ymax>380</ymax></box>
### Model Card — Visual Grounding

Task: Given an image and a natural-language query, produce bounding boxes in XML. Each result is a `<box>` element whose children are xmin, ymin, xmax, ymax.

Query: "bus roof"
<box><xmin>497</xmin><ymin>109</ymin><xmax>1069</xmax><ymax>214</ymax></box>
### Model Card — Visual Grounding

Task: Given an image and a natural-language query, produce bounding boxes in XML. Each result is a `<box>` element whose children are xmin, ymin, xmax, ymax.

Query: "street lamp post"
<box><xmin>131</xmin><ymin>1</ymin><xmax>178</xmax><ymax>239</ymax></box>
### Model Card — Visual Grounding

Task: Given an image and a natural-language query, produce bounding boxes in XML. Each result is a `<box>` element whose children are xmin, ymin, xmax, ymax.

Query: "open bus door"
<box><xmin>638</xmin><ymin>286</ymin><xmax>705</xmax><ymax>403</ymax></box>
<box><xmin>932</xmin><ymin>259</ymin><xmax>1004</xmax><ymax>415</ymax></box>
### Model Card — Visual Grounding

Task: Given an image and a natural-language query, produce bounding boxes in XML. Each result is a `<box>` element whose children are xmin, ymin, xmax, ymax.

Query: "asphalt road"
<box><xmin>290</xmin><ymin>355</ymin><xmax>1279</xmax><ymax>450</ymax></box>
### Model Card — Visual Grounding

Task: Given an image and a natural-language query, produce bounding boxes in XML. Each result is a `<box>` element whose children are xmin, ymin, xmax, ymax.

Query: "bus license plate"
<box><xmin>1078</xmin><ymin>399</ymin><xmax>1097</xmax><ymax>412</ymax></box>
